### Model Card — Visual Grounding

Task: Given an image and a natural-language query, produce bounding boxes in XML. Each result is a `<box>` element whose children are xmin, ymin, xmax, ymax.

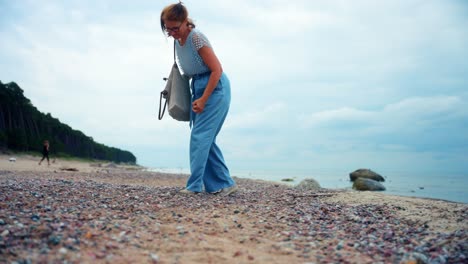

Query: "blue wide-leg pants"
<box><xmin>186</xmin><ymin>72</ymin><xmax>235</xmax><ymax>193</ymax></box>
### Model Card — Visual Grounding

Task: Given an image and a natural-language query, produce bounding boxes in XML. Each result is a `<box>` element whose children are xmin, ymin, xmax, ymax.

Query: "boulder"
<box><xmin>294</xmin><ymin>178</ymin><xmax>321</xmax><ymax>191</ymax></box>
<box><xmin>349</xmin><ymin>169</ymin><xmax>385</xmax><ymax>182</ymax></box>
<box><xmin>352</xmin><ymin>178</ymin><xmax>386</xmax><ymax>191</ymax></box>
<box><xmin>281</xmin><ymin>178</ymin><xmax>294</xmax><ymax>182</ymax></box>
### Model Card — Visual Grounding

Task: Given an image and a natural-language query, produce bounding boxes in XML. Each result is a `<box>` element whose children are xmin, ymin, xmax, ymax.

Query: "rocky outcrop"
<box><xmin>294</xmin><ymin>178</ymin><xmax>321</xmax><ymax>191</ymax></box>
<box><xmin>349</xmin><ymin>169</ymin><xmax>385</xmax><ymax>182</ymax></box>
<box><xmin>352</xmin><ymin>178</ymin><xmax>386</xmax><ymax>191</ymax></box>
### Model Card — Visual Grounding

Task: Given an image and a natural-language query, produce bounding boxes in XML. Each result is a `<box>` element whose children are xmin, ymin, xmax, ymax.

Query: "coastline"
<box><xmin>148</xmin><ymin>167</ymin><xmax>468</xmax><ymax>204</ymax></box>
<box><xmin>1</xmin><ymin>154</ymin><xmax>467</xmax><ymax>263</ymax></box>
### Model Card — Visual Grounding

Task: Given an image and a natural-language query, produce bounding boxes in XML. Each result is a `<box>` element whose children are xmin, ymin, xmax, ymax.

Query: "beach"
<box><xmin>0</xmin><ymin>155</ymin><xmax>467</xmax><ymax>263</ymax></box>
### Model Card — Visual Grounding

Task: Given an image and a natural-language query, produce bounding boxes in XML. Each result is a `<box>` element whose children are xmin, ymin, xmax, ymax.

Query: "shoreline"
<box><xmin>146</xmin><ymin>165</ymin><xmax>468</xmax><ymax>204</ymax></box>
<box><xmin>149</xmin><ymin>168</ymin><xmax>467</xmax><ymax>206</ymax></box>
<box><xmin>1</xmin><ymin>153</ymin><xmax>466</xmax><ymax>207</ymax></box>
<box><xmin>1</xmin><ymin>154</ymin><xmax>467</xmax><ymax>263</ymax></box>
<box><xmin>9</xmin><ymin>150</ymin><xmax>457</xmax><ymax>204</ymax></box>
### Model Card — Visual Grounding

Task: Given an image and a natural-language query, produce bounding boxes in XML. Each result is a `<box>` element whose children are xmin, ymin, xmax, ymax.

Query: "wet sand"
<box><xmin>0</xmin><ymin>155</ymin><xmax>466</xmax><ymax>263</ymax></box>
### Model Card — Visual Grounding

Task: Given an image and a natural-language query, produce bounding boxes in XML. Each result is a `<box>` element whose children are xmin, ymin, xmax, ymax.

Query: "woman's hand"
<box><xmin>192</xmin><ymin>97</ymin><xmax>207</xmax><ymax>113</ymax></box>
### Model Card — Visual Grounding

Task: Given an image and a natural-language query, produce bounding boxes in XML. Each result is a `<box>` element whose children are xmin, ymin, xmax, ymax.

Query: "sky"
<box><xmin>1</xmin><ymin>0</ymin><xmax>467</xmax><ymax>179</ymax></box>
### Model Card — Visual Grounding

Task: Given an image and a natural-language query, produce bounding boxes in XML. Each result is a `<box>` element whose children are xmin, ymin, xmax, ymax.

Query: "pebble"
<box><xmin>150</xmin><ymin>253</ymin><xmax>159</xmax><ymax>263</ymax></box>
<box><xmin>336</xmin><ymin>240</ymin><xmax>344</xmax><ymax>250</ymax></box>
<box><xmin>59</xmin><ymin>247</ymin><xmax>68</xmax><ymax>255</ymax></box>
<box><xmin>31</xmin><ymin>214</ymin><xmax>40</xmax><ymax>222</ymax></box>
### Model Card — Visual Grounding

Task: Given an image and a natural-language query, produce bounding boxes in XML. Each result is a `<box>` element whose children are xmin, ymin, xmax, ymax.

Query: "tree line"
<box><xmin>0</xmin><ymin>81</ymin><xmax>136</xmax><ymax>164</ymax></box>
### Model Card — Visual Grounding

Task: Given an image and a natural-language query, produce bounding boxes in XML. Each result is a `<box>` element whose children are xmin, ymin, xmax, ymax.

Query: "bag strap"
<box><xmin>173</xmin><ymin>40</ymin><xmax>176</xmax><ymax>63</ymax></box>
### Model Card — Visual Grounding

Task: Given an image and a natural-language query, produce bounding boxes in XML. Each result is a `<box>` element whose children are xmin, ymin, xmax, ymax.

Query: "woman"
<box><xmin>38</xmin><ymin>140</ymin><xmax>50</xmax><ymax>166</ymax></box>
<box><xmin>161</xmin><ymin>2</ymin><xmax>237</xmax><ymax>196</ymax></box>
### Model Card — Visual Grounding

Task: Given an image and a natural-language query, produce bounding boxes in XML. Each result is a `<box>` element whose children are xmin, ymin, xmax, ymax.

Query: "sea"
<box><xmin>148</xmin><ymin>167</ymin><xmax>468</xmax><ymax>204</ymax></box>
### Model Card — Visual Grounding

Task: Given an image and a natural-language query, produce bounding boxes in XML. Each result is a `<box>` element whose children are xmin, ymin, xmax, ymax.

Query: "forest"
<box><xmin>0</xmin><ymin>81</ymin><xmax>136</xmax><ymax>164</ymax></box>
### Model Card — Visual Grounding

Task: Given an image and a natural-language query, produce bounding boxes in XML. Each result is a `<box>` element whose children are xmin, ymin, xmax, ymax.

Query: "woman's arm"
<box><xmin>191</xmin><ymin>46</ymin><xmax>223</xmax><ymax>113</ymax></box>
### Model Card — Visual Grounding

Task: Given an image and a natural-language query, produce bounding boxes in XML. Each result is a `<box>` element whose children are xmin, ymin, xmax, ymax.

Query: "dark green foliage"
<box><xmin>0</xmin><ymin>81</ymin><xmax>137</xmax><ymax>164</ymax></box>
<box><xmin>0</xmin><ymin>130</ymin><xmax>7</xmax><ymax>148</ymax></box>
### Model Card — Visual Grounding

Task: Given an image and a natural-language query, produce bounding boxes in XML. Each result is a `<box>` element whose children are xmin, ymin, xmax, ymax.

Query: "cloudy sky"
<box><xmin>1</xmin><ymin>0</ymin><xmax>467</xmax><ymax>179</ymax></box>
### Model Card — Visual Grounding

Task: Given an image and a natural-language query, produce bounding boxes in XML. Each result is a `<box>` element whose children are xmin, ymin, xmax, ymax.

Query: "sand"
<box><xmin>0</xmin><ymin>154</ymin><xmax>466</xmax><ymax>263</ymax></box>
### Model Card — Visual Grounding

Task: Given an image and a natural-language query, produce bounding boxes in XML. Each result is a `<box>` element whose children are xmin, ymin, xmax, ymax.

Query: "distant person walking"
<box><xmin>38</xmin><ymin>140</ymin><xmax>50</xmax><ymax>166</ymax></box>
<box><xmin>160</xmin><ymin>2</ymin><xmax>237</xmax><ymax>196</ymax></box>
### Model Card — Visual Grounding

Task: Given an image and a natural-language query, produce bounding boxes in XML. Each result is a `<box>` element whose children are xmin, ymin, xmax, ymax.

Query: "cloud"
<box><xmin>297</xmin><ymin>96</ymin><xmax>468</xmax><ymax>154</ymax></box>
<box><xmin>1</xmin><ymin>0</ymin><xmax>467</xmax><ymax>174</ymax></box>
<box><xmin>226</xmin><ymin>102</ymin><xmax>287</xmax><ymax>130</ymax></box>
<box><xmin>1</xmin><ymin>1</ymin><xmax>177</xmax><ymax>148</ymax></box>
<box><xmin>302</xmin><ymin>95</ymin><xmax>465</xmax><ymax>124</ymax></box>
<box><xmin>300</xmin><ymin>107</ymin><xmax>372</xmax><ymax>128</ymax></box>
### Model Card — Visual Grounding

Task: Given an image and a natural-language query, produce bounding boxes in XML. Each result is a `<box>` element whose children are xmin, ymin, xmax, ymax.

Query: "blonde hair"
<box><xmin>160</xmin><ymin>2</ymin><xmax>195</xmax><ymax>33</ymax></box>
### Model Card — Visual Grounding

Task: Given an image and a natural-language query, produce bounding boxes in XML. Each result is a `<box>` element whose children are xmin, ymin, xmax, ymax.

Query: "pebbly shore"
<box><xmin>0</xmin><ymin>169</ymin><xmax>467</xmax><ymax>263</ymax></box>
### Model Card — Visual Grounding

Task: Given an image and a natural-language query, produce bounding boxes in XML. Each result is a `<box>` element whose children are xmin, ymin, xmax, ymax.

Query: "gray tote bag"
<box><xmin>158</xmin><ymin>40</ymin><xmax>191</xmax><ymax>122</ymax></box>
<box><xmin>159</xmin><ymin>63</ymin><xmax>191</xmax><ymax>121</ymax></box>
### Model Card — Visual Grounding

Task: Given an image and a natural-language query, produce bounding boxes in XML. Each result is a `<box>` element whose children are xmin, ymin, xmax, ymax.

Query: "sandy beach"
<box><xmin>0</xmin><ymin>154</ymin><xmax>466</xmax><ymax>263</ymax></box>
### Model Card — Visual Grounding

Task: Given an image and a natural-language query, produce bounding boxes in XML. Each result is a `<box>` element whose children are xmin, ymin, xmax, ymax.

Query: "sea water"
<box><xmin>149</xmin><ymin>167</ymin><xmax>468</xmax><ymax>204</ymax></box>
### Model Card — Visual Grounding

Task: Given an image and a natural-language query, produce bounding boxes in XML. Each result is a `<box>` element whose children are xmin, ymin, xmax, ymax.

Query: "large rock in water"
<box><xmin>294</xmin><ymin>178</ymin><xmax>321</xmax><ymax>191</ymax></box>
<box><xmin>349</xmin><ymin>169</ymin><xmax>385</xmax><ymax>182</ymax></box>
<box><xmin>353</xmin><ymin>178</ymin><xmax>386</xmax><ymax>191</ymax></box>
